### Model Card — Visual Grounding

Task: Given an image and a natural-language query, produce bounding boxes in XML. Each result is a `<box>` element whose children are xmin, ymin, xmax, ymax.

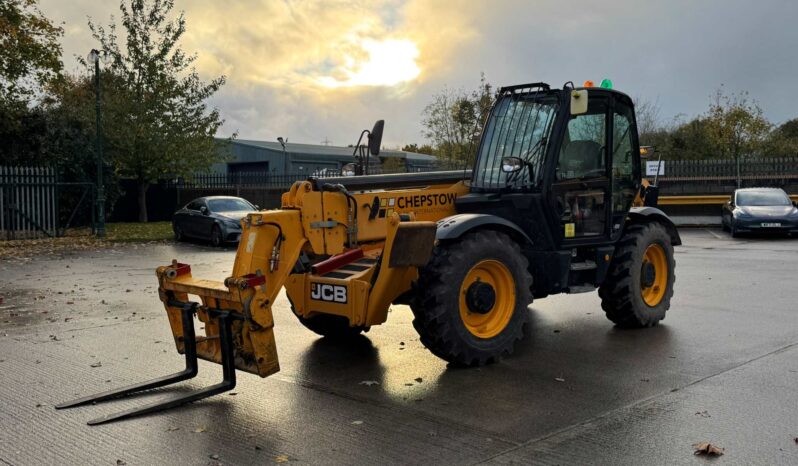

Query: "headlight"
<box><xmin>222</xmin><ymin>219</ymin><xmax>241</xmax><ymax>229</ymax></box>
<box><xmin>734</xmin><ymin>209</ymin><xmax>752</xmax><ymax>218</ymax></box>
<box><xmin>789</xmin><ymin>208</ymin><xmax>798</xmax><ymax>218</ymax></box>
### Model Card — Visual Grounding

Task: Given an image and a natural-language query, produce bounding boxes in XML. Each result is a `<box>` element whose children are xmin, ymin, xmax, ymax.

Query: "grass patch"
<box><xmin>104</xmin><ymin>221</ymin><xmax>174</xmax><ymax>242</ymax></box>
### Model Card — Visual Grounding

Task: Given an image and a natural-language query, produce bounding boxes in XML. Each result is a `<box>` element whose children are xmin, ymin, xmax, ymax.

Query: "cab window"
<box><xmin>557</xmin><ymin>101</ymin><xmax>607</xmax><ymax>180</ymax></box>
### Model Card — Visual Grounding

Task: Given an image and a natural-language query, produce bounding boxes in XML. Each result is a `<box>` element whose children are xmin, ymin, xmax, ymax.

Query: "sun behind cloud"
<box><xmin>318</xmin><ymin>38</ymin><xmax>421</xmax><ymax>88</ymax></box>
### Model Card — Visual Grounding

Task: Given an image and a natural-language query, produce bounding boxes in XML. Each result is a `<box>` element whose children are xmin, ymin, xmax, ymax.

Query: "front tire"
<box><xmin>599</xmin><ymin>222</ymin><xmax>675</xmax><ymax>328</ymax></box>
<box><xmin>210</xmin><ymin>224</ymin><xmax>223</xmax><ymax>247</ymax></box>
<box><xmin>173</xmin><ymin>224</ymin><xmax>184</xmax><ymax>241</ymax></box>
<box><xmin>730</xmin><ymin>221</ymin><xmax>740</xmax><ymax>238</ymax></box>
<box><xmin>411</xmin><ymin>230</ymin><xmax>532</xmax><ymax>366</ymax></box>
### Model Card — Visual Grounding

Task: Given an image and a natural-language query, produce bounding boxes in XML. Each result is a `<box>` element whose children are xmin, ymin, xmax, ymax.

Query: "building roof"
<box><xmin>231</xmin><ymin>139</ymin><xmax>437</xmax><ymax>162</ymax></box>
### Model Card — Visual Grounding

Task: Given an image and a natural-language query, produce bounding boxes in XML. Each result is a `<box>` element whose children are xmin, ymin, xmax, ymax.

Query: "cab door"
<box><xmin>608</xmin><ymin>95</ymin><xmax>641</xmax><ymax>240</ymax></box>
<box><xmin>550</xmin><ymin>94</ymin><xmax>611</xmax><ymax>243</ymax></box>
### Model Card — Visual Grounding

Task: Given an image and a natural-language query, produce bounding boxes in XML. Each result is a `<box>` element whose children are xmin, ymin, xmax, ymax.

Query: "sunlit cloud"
<box><xmin>317</xmin><ymin>38</ymin><xmax>420</xmax><ymax>88</ymax></box>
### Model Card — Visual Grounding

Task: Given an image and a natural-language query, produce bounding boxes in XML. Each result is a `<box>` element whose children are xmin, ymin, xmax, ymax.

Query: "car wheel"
<box><xmin>211</xmin><ymin>225</ymin><xmax>223</xmax><ymax>247</ymax></box>
<box><xmin>173</xmin><ymin>224</ymin><xmax>184</xmax><ymax>241</ymax></box>
<box><xmin>730</xmin><ymin>222</ymin><xmax>740</xmax><ymax>238</ymax></box>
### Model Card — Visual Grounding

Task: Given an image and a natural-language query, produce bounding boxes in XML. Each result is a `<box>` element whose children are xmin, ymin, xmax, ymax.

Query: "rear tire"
<box><xmin>411</xmin><ymin>230</ymin><xmax>532</xmax><ymax>366</ymax></box>
<box><xmin>599</xmin><ymin>222</ymin><xmax>675</xmax><ymax>328</ymax></box>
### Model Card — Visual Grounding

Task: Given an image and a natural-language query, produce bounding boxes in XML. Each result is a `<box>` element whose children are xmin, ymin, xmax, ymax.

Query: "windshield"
<box><xmin>207</xmin><ymin>198</ymin><xmax>254</xmax><ymax>212</ymax></box>
<box><xmin>736</xmin><ymin>190</ymin><xmax>791</xmax><ymax>206</ymax></box>
<box><xmin>472</xmin><ymin>94</ymin><xmax>559</xmax><ymax>189</ymax></box>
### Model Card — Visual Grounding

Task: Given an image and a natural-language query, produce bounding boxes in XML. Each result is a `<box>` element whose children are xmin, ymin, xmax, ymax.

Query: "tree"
<box><xmin>88</xmin><ymin>0</ymin><xmax>229</xmax><ymax>221</ymax></box>
<box><xmin>0</xmin><ymin>0</ymin><xmax>63</xmax><ymax>162</ymax></box>
<box><xmin>421</xmin><ymin>73</ymin><xmax>493</xmax><ymax>164</ymax></box>
<box><xmin>703</xmin><ymin>87</ymin><xmax>770</xmax><ymax>186</ymax></box>
<box><xmin>764</xmin><ymin>118</ymin><xmax>798</xmax><ymax>157</ymax></box>
<box><xmin>401</xmin><ymin>143</ymin><xmax>435</xmax><ymax>155</ymax></box>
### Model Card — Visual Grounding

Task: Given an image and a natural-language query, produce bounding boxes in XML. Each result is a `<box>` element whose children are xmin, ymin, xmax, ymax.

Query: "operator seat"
<box><xmin>559</xmin><ymin>140</ymin><xmax>603</xmax><ymax>179</ymax></box>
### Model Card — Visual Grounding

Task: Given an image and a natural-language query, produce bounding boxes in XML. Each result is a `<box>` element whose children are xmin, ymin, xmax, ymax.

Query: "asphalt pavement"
<box><xmin>1</xmin><ymin>229</ymin><xmax>797</xmax><ymax>465</ymax></box>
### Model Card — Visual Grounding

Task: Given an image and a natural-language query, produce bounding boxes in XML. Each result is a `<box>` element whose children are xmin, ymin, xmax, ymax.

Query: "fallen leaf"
<box><xmin>274</xmin><ymin>454</ymin><xmax>290</xmax><ymax>463</ymax></box>
<box><xmin>193</xmin><ymin>426</ymin><xmax>207</xmax><ymax>433</ymax></box>
<box><xmin>359</xmin><ymin>380</ymin><xmax>379</xmax><ymax>386</ymax></box>
<box><xmin>555</xmin><ymin>377</ymin><xmax>565</xmax><ymax>382</ymax></box>
<box><xmin>693</xmin><ymin>442</ymin><xmax>724</xmax><ymax>456</ymax></box>
<box><xmin>90</xmin><ymin>362</ymin><xmax>102</xmax><ymax>368</ymax></box>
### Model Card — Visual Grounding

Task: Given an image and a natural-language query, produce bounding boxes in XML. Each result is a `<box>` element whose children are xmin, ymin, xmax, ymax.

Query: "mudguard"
<box><xmin>628</xmin><ymin>206</ymin><xmax>682</xmax><ymax>246</ymax></box>
<box><xmin>435</xmin><ymin>213</ymin><xmax>533</xmax><ymax>244</ymax></box>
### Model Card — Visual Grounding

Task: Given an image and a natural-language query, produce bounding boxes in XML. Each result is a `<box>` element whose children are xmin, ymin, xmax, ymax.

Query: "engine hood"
<box><xmin>737</xmin><ymin>205</ymin><xmax>796</xmax><ymax>217</ymax></box>
<box><xmin>215</xmin><ymin>211</ymin><xmax>252</xmax><ymax>222</ymax></box>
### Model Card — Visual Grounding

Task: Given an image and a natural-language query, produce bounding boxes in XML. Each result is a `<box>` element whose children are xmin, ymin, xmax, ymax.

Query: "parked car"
<box><xmin>721</xmin><ymin>188</ymin><xmax>798</xmax><ymax>237</ymax></box>
<box><xmin>173</xmin><ymin>196</ymin><xmax>258</xmax><ymax>246</ymax></box>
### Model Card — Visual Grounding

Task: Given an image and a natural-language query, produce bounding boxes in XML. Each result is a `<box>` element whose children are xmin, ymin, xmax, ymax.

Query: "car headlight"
<box><xmin>789</xmin><ymin>208</ymin><xmax>798</xmax><ymax>218</ymax></box>
<box><xmin>734</xmin><ymin>209</ymin><xmax>752</xmax><ymax>218</ymax></box>
<box><xmin>222</xmin><ymin>219</ymin><xmax>241</xmax><ymax>229</ymax></box>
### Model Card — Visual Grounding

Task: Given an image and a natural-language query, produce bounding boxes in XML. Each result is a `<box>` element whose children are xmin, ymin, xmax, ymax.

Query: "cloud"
<box><xmin>37</xmin><ymin>0</ymin><xmax>798</xmax><ymax>147</ymax></box>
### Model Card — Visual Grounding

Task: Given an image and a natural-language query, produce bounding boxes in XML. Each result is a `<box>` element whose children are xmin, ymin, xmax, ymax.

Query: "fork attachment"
<box><xmin>55</xmin><ymin>301</ymin><xmax>241</xmax><ymax>425</ymax></box>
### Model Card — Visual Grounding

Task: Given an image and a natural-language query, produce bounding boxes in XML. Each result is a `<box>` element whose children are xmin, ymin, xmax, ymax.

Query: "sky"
<box><xmin>40</xmin><ymin>0</ymin><xmax>798</xmax><ymax>148</ymax></box>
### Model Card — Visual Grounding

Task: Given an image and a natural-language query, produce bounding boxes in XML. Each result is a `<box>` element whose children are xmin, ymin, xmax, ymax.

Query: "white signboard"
<box><xmin>646</xmin><ymin>161</ymin><xmax>665</xmax><ymax>176</ymax></box>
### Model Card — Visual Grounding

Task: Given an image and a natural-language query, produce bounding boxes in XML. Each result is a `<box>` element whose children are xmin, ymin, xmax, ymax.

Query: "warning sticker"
<box><xmin>564</xmin><ymin>223</ymin><xmax>575</xmax><ymax>238</ymax></box>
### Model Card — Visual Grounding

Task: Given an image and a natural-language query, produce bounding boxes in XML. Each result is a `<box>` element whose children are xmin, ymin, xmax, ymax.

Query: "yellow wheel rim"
<box><xmin>641</xmin><ymin>243</ymin><xmax>668</xmax><ymax>307</ymax></box>
<box><xmin>459</xmin><ymin>260</ymin><xmax>516</xmax><ymax>339</ymax></box>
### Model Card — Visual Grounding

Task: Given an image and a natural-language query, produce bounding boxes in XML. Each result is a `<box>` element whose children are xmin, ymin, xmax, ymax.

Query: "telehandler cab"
<box><xmin>58</xmin><ymin>81</ymin><xmax>680</xmax><ymax>424</ymax></box>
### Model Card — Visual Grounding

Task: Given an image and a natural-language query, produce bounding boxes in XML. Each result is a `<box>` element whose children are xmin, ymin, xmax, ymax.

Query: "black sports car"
<box><xmin>172</xmin><ymin>196</ymin><xmax>258</xmax><ymax>246</ymax></box>
<box><xmin>721</xmin><ymin>188</ymin><xmax>798</xmax><ymax>237</ymax></box>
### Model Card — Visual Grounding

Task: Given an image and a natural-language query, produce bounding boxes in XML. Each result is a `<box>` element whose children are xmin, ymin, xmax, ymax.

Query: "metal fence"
<box><xmin>0</xmin><ymin>166</ymin><xmax>58</xmax><ymax>240</ymax></box>
<box><xmin>0</xmin><ymin>166</ymin><xmax>97</xmax><ymax>240</ymax></box>
<box><xmin>657</xmin><ymin>157</ymin><xmax>798</xmax><ymax>181</ymax></box>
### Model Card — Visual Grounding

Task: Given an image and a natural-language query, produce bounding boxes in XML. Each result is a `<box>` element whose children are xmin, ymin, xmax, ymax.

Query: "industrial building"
<box><xmin>212</xmin><ymin>139</ymin><xmax>438</xmax><ymax>175</ymax></box>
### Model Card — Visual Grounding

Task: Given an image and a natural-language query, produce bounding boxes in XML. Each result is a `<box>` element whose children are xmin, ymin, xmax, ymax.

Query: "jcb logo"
<box><xmin>310</xmin><ymin>283</ymin><xmax>347</xmax><ymax>303</ymax></box>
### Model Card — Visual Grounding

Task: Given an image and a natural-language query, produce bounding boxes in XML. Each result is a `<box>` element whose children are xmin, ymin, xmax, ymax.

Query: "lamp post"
<box><xmin>277</xmin><ymin>137</ymin><xmax>289</xmax><ymax>174</ymax></box>
<box><xmin>88</xmin><ymin>48</ymin><xmax>109</xmax><ymax>237</ymax></box>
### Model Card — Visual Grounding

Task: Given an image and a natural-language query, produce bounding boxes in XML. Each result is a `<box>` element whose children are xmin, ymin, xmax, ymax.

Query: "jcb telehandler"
<box><xmin>58</xmin><ymin>81</ymin><xmax>680</xmax><ymax>424</ymax></box>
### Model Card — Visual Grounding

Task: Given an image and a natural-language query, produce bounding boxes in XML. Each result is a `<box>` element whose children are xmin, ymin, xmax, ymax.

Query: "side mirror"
<box><xmin>501</xmin><ymin>156</ymin><xmax>523</xmax><ymax>173</ymax></box>
<box><xmin>640</xmin><ymin>146</ymin><xmax>655</xmax><ymax>159</ymax></box>
<box><xmin>368</xmin><ymin>120</ymin><xmax>384</xmax><ymax>156</ymax></box>
<box><xmin>200</xmin><ymin>206</ymin><xmax>209</xmax><ymax>215</ymax></box>
<box><xmin>570</xmin><ymin>90</ymin><xmax>588</xmax><ymax>115</ymax></box>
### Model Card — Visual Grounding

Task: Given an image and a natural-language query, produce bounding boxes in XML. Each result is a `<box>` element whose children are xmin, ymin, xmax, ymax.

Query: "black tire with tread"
<box><xmin>173</xmin><ymin>225</ymin><xmax>184</xmax><ymax>241</ymax></box>
<box><xmin>598</xmin><ymin>222</ymin><xmax>675</xmax><ymax>328</ymax></box>
<box><xmin>410</xmin><ymin>230</ymin><xmax>532</xmax><ymax>366</ymax></box>
<box><xmin>210</xmin><ymin>224</ymin><xmax>223</xmax><ymax>247</ymax></box>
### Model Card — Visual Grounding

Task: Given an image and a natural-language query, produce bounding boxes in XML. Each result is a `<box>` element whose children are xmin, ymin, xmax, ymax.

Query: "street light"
<box><xmin>88</xmin><ymin>48</ymin><xmax>110</xmax><ymax>237</ymax></box>
<box><xmin>277</xmin><ymin>137</ymin><xmax>289</xmax><ymax>174</ymax></box>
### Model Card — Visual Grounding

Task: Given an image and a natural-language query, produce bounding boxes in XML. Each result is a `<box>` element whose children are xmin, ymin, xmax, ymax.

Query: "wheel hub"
<box><xmin>465</xmin><ymin>281</ymin><xmax>496</xmax><ymax>314</ymax></box>
<box><xmin>641</xmin><ymin>262</ymin><xmax>656</xmax><ymax>288</ymax></box>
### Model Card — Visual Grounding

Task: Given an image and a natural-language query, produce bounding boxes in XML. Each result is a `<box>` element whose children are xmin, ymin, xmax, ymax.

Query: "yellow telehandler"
<box><xmin>58</xmin><ymin>81</ymin><xmax>680</xmax><ymax>424</ymax></box>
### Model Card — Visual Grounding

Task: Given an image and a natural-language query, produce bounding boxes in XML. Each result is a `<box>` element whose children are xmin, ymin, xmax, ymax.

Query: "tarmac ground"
<box><xmin>1</xmin><ymin>228</ymin><xmax>797</xmax><ymax>465</ymax></box>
